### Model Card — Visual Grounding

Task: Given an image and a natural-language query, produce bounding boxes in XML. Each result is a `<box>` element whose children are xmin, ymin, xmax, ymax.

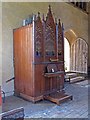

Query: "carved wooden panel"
<box><xmin>35</xmin><ymin>13</ymin><xmax>43</xmax><ymax>58</ymax></box>
<box><xmin>58</xmin><ymin>19</ymin><xmax>62</xmax><ymax>56</ymax></box>
<box><xmin>44</xmin><ymin>6</ymin><xmax>56</xmax><ymax>57</ymax></box>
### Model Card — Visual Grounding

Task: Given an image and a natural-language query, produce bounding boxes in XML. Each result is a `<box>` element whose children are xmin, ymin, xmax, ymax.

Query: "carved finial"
<box><xmin>48</xmin><ymin>5</ymin><xmax>51</xmax><ymax>13</ymax></box>
<box><xmin>32</xmin><ymin>14</ymin><xmax>35</xmax><ymax>21</ymax></box>
<box><xmin>42</xmin><ymin>14</ymin><xmax>45</xmax><ymax>21</ymax></box>
<box><xmin>37</xmin><ymin>12</ymin><xmax>41</xmax><ymax>20</ymax></box>
<box><xmin>46</xmin><ymin>16</ymin><xmax>48</xmax><ymax>21</ymax></box>
<box><xmin>34</xmin><ymin>14</ymin><xmax>36</xmax><ymax>21</ymax></box>
<box><xmin>55</xmin><ymin>18</ymin><xmax>57</xmax><ymax>24</ymax></box>
<box><xmin>62</xmin><ymin>23</ymin><xmax>64</xmax><ymax>30</ymax></box>
<box><xmin>58</xmin><ymin>19</ymin><xmax>60</xmax><ymax>25</ymax></box>
<box><xmin>38</xmin><ymin>12</ymin><xmax>40</xmax><ymax>17</ymax></box>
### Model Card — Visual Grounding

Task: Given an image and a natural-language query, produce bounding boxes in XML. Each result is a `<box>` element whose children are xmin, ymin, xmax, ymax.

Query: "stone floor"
<box><xmin>2</xmin><ymin>80</ymin><xmax>89</xmax><ymax>119</ymax></box>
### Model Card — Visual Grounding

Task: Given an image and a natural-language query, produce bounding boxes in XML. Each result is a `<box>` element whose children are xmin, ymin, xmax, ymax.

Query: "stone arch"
<box><xmin>64</xmin><ymin>29</ymin><xmax>78</xmax><ymax>45</ymax></box>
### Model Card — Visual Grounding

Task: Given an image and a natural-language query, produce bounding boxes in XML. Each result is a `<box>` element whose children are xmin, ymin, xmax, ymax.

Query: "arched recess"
<box><xmin>64</xmin><ymin>37</ymin><xmax>70</xmax><ymax>72</ymax></box>
<box><xmin>64</xmin><ymin>29</ymin><xmax>78</xmax><ymax>73</ymax></box>
<box><xmin>71</xmin><ymin>38</ymin><xmax>88</xmax><ymax>74</ymax></box>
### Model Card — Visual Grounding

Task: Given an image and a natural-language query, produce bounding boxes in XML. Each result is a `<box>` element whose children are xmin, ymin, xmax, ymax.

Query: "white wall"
<box><xmin>0</xmin><ymin>2</ymin><xmax>2</xmax><ymax>87</ymax></box>
<box><xmin>88</xmin><ymin>2</ymin><xmax>90</xmax><ymax>66</ymax></box>
<box><xmin>0</xmin><ymin>1</ymin><xmax>2</xmax><ymax>114</ymax></box>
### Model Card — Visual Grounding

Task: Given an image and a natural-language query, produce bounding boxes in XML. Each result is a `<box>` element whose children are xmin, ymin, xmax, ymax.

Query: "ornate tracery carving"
<box><xmin>58</xmin><ymin>19</ymin><xmax>63</xmax><ymax>56</ymax></box>
<box><xmin>35</xmin><ymin>12</ymin><xmax>43</xmax><ymax>57</ymax></box>
<box><xmin>44</xmin><ymin>5</ymin><xmax>56</xmax><ymax>56</ymax></box>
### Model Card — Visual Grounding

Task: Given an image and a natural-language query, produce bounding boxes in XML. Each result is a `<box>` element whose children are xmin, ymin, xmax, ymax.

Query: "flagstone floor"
<box><xmin>2</xmin><ymin>79</ymin><xmax>89</xmax><ymax>118</ymax></box>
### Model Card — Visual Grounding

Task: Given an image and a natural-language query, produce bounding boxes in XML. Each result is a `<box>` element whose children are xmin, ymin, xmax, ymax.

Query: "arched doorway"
<box><xmin>64</xmin><ymin>37</ymin><xmax>70</xmax><ymax>72</ymax></box>
<box><xmin>71</xmin><ymin>38</ymin><xmax>88</xmax><ymax>74</ymax></box>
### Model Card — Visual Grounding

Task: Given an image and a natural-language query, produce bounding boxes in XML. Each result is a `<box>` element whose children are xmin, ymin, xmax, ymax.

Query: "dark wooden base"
<box><xmin>14</xmin><ymin>91</ymin><xmax>72</xmax><ymax>105</ymax></box>
<box><xmin>44</xmin><ymin>91</ymin><xmax>73</xmax><ymax>105</ymax></box>
<box><xmin>14</xmin><ymin>93</ymin><xmax>43</xmax><ymax>103</ymax></box>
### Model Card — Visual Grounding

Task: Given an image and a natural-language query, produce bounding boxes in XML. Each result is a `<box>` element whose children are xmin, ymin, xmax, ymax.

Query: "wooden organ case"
<box><xmin>14</xmin><ymin>6</ymin><xmax>72</xmax><ymax>105</ymax></box>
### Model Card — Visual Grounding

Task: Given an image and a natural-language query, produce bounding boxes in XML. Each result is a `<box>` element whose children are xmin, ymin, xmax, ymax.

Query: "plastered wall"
<box><xmin>0</xmin><ymin>2</ymin><xmax>2</xmax><ymax>87</ymax></box>
<box><xmin>88</xmin><ymin>2</ymin><xmax>90</xmax><ymax>66</ymax></box>
<box><xmin>2</xmin><ymin>2</ymin><xmax>88</xmax><ymax>96</ymax></box>
<box><xmin>0</xmin><ymin>1</ymin><xmax>2</xmax><ymax>113</ymax></box>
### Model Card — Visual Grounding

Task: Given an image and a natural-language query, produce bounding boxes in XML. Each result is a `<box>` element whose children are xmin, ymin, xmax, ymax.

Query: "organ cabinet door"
<box><xmin>14</xmin><ymin>24</ymin><xmax>35</xmax><ymax>99</ymax></box>
<box><xmin>14</xmin><ymin>17</ymin><xmax>44</xmax><ymax>102</ymax></box>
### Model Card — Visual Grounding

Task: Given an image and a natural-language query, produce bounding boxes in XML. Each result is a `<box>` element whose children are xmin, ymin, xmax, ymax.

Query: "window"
<box><xmin>70</xmin><ymin>2</ymin><xmax>87</xmax><ymax>12</ymax></box>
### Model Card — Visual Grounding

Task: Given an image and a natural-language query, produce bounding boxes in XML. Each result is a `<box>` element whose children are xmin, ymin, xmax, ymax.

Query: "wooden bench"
<box><xmin>0</xmin><ymin>107</ymin><xmax>24</xmax><ymax>120</ymax></box>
